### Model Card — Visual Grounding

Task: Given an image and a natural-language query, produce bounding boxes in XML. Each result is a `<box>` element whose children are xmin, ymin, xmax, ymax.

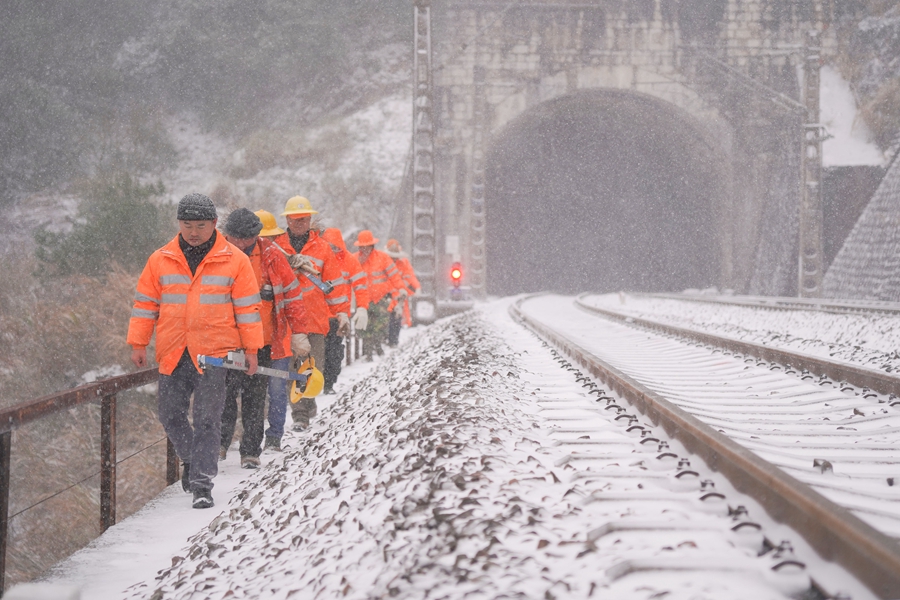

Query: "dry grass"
<box><xmin>0</xmin><ymin>255</ymin><xmax>169</xmax><ymax>587</ymax></box>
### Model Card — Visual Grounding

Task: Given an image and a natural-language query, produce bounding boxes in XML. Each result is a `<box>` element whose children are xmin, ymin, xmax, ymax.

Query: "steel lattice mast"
<box><xmin>799</xmin><ymin>27</ymin><xmax>825</xmax><ymax>298</ymax></box>
<box><xmin>412</xmin><ymin>0</ymin><xmax>437</xmax><ymax>320</ymax></box>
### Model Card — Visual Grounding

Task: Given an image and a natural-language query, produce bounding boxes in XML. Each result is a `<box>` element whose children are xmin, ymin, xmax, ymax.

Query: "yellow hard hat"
<box><xmin>290</xmin><ymin>357</ymin><xmax>324</xmax><ymax>402</ymax></box>
<box><xmin>254</xmin><ymin>210</ymin><xmax>285</xmax><ymax>236</ymax></box>
<box><xmin>282</xmin><ymin>196</ymin><xmax>318</xmax><ymax>217</ymax></box>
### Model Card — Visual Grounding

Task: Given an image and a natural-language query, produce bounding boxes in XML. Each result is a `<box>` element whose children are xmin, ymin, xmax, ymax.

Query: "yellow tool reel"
<box><xmin>290</xmin><ymin>357</ymin><xmax>324</xmax><ymax>403</ymax></box>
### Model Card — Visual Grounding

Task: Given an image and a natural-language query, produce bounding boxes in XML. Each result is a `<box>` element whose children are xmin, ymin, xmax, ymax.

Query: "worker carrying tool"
<box><xmin>218</xmin><ymin>208</ymin><xmax>312</xmax><ymax>465</ymax></box>
<box><xmin>199</xmin><ymin>351</ymin><xmax>323</xmax><ymax>402</ymax></box>
<box><xmin>354</xmin><ymin>230</ymin><xmax>406</xmax><ymax>361</ymax></box>
<box><xmin>127</xmin><ymin>193</ymin><xmax>263</xmax><ymax>510</ymax></box>
<box><xmin>273</xmin><ymin>196</ymin><xmax>350</xmax><ymax>431</ymax></box>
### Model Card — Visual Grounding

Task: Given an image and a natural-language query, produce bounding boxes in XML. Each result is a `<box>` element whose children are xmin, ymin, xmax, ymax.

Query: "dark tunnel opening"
<box><xmin>485</xmin><ymin>90</ymin><xmax>725</xmax><ymax>296</ymax></box>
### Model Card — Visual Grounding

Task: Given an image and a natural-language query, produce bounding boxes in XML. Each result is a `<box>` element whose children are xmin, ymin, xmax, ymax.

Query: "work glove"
<box><xmin>288</xmin><ymin>253</ymin><xmax>318</xmax><ymax>275</ymax></box>
<box><xmin>352</xmin><ymin>307</ymin><xmax>368</xmax><ymax>331</ymax></box>
<box><xmin>336</xmin><ymin>312</ymin><xmax>351</xmax><ymax>336</ymax></box>
<box><xmin>291</xmin><ymin>333</ymin><xmax>311</xmax><ymax>358</ymax></box>
<box><xmin>397</xmin><ymin>288</ymin><xmax>409</xmax><ymax>299</ymax></box>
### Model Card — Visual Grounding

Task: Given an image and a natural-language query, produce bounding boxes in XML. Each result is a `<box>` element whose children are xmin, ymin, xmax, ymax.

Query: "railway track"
<box><xmin>640</xmin><ymin>292</ymin><xmax>900</xmax><ymax>317</ymax></box>
<box><xmin>511</xmin><ymin>294</ymin><xmax>900</xmax><ymax>599</ymax></box>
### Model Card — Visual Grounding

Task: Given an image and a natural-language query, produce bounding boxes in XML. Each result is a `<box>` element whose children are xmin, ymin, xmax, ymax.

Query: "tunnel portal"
<box><xmin>485</xmin><ymin>90</ymin><xmax>726</xmax><ymax>296</ymax></box>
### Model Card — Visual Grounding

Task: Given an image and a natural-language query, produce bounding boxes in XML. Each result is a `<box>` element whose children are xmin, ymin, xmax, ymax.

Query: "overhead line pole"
<box><xmin>412</xmin><ymin>0</ymin><xmax>438</xmax><ymax>321</ymax></box>
<box><xmin>799</xmin><ymin>28</ymin><xmax>825</xmax><ymax>298</ymax></box>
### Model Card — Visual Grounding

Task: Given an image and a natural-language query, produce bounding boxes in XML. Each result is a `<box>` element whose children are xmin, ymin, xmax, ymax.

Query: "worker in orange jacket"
<box><xmin>219</xmin><ymin>209</ymin><xmax>312</xmax><ymax>466</ymax></box>
<box><xmin>353</xmin><ymin>230</ymin><xmax>406</xmax><ymax>360</ymax></box>
<box><xmin>320</xmin><ymin>227</ymin><xmax>371</xmax><ymax>394</ymax></box>
<box><xmin>385</xmin><ymin>239</ymin><xmax>421</xmax><ymax>346</ymax></box>
<box><xmin>127</xmin><ymin>193</ymin><xmax>263</xmax><ymax>509</ymax></box>
<box><xmin>273</xmin><ymin>196</ymin><xmax>350</xmax><ymax>430</ymax></box>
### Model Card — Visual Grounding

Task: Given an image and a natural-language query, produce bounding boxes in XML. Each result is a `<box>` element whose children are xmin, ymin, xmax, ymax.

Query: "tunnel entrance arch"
<box><xmin>485</xmin><ymin>89</ymin><xmax>728</xmax><ymax>296</ymax></box>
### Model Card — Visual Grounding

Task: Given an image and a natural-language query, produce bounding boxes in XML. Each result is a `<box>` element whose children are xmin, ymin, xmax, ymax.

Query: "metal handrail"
<box><xmin>0</xmin><ymin>367</ymin><xmax>178</xmax><ymax>594</ymax></box>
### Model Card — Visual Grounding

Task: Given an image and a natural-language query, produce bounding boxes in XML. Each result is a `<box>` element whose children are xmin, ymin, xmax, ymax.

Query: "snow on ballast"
<box><xmin>118</xmin><ymin>300</ymin><xmax>863</xmax><ymax>600</ymax></box>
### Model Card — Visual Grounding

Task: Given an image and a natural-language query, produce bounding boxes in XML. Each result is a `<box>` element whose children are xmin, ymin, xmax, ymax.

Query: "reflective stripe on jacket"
<box><xmin>273</xmin><ymin>231</ymin><xmax>350</xmax><ymax>335</ymax></box>
<box><xmin>395</xmin><ymin>258</ymin><xmax>420</xmax><ymax>294</ymax></box>
<box><xmin>355</xmin><ymin>248</ymin><xmax>405</xmax><ymax>305</ymax></box>
<box><xmin>320</xmin><ymin>228</ymin><xmax>370</xmax><ymax>310</ymax></box>
<box><xmin>394</xmin><ymin>257</ymin><xmax>420</xmax><ymax>326</ymax></box>
<box><xmin>127</xmin><ymin>234</ymin><xmax>264</xmax><ymax>375</ymax></box>
<box><xmin>251</xmin><ymin>237</ymin><xmax>310</xmax><ymax>359</ymax></box>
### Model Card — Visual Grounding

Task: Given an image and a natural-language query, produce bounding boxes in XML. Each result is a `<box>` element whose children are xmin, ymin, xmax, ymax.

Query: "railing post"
<box><xmin>100</xmin><ymin>394</ymin><xmax>116</xmax><ymax>531</ymax></box>
<box><xmin>345</xmin><ymin>334</ymin><xmax>353</xmax><ymax>366</ymax></box>
<box><xmin>166</xmin><ymin>439</ymin><xmax>178</xmax><ymax>486</ymax></box>
<box><xmin>0</xmin><ymin>431</ymin><xmax>10</xmax><ymax>594</ymax></box>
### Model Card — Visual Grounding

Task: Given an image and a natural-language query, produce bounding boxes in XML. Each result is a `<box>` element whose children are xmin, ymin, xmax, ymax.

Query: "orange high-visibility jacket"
<box><xmin>273</xmin><ymin>231</ymin><xmax>350</xmax><ymax>335</ymax></box>
<box><xmin>321</xmin><ymin>228</ymin><xmax>370</xmax><ymax>310</ymax></box>
<box><xmin>393</xmin><ymin>257</ymin><xmax>420</xmax><ymax>326</ymax></box>
<box><xmin>395</xmin><ymin>257</ymin><xmax>420</xmax><ymax>294</ymax></box>
<box><xmin>355</xmin><ymin>248</ymin><xmax>405</xmax><ymax>305</ymax></box>
<box><xmin>251</xmin><ymin>237</ymin><xmax>310</xmax><ymax>359</ymax></box>
<box><xmin>127</xmin><ymin>234</ymin><xmax>264</xmax><ymax>375</ymax></box>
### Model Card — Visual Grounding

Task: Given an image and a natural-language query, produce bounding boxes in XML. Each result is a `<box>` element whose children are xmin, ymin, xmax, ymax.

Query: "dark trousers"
<box><xmin>361</xmin><ymin>297</ymin><xmax>390</xmax><ymax>358</ymax></box>
<box><xmin>388</xmin><ymin>310</ymin><xmax>402</xmax><ymax>347</ymax></box>
<box><xmin>221</xmin><ymin>345</ymin><xmax>272</xmax><ymax>458</ymax></box>
<box><xmin>291</xmin><ymin>333</ymin><xmax>325</xmax><ymax>427</ymax></box>
<box><xmin>323</xmin><ymin>317</ymin><xmax>344</xmax><ymax>389</ymax></box>
<box><xmin>158</xmin><ymin>351</ymin><xmax>226</xmax><ymax>492</ymax></box>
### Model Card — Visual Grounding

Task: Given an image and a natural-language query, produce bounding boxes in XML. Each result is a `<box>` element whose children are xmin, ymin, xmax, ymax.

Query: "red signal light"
<box><xmin>450</xmin><ymin>262</ymin><xmax>462</xmax><ymax>287</ymax></box>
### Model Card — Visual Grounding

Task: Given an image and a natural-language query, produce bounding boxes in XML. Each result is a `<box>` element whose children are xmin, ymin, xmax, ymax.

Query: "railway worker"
<box><xmin>273</xmin><ymin>197</ymin><xmax>350</xmax><ymax>430</ymax></box>
<box><xmin>385</xmin><ymin>239</ymin><xmax>420</xmax><ymax>347</ymax></box>
<box><xmin>320</xmin><ymin>227</ymin><xmax>371</xmax><ymax>394</ymax></box>
<box><xmin>253</xmin><ymin>209</ymin><xmax>306</xmax><ymax>446</ymax></box>
<box><xmin>219</xmin><ymin>209</ymin><xmax>312</xmax><ymax>464</ymax></box>
<box><xmin>354</xmin><ymin>230</ymin><xmax>406</xmax><ymax>361</ymax></box>
<box><xmin>127</xmin><ymin>193</ymin><xmax>263</xmax><ymax>509</ymax></box>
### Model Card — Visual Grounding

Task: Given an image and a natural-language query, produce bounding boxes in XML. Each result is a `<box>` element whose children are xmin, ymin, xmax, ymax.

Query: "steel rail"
<box><xmin>575</xmin><ymin>295</ymin><xmax>900</xmax><ymax>401</ymax></box>
<box><xmin>511</xmin><ymin>296</ymin><xmax>900</xmax><ymax>598</ymax></box>
<box><xmin>636</xmin><ymin>292</ymin><xmax>900</xmax><ymax>317</ymax></box>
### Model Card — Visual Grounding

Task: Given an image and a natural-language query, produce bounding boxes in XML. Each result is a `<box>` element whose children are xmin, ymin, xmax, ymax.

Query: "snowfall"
<box><xmin>10</xmin><ymin>297</ymin><xmax>878</xmax><ymax>600</ymax></box>
<box><xmin>3</xmin><ymin>56</ymin><xmax>892</xmax><ymax>600</ymax></box>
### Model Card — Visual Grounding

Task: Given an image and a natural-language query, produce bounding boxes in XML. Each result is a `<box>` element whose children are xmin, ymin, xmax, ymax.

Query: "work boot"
<box><xmin>323</xmin><ymin>385</ymin><xmax>335</xmax><ymax>395</ymax></box>
<box><xmin>265</xmin><ymin>436</ymin><xmax>282</xmax><ymax>452</ymax></box>
<box><xmin>218</xmin><ymin>446</ymin><xmax>227</xmax><ymax>461</ymax></box>
<box><xmin>192</xmin><ymin>489</ymin><xmax>214</xmax><ymax>509</ymax></box>
<box><xmin>292</xmin><ymin>409</ymin><xmax>309</xmax><ymax>432</ymax></box>
<box><xmin>241</xmin><ymin>455</ymin><xmax>260</xmax><ymax>469</ymax></box>
<box><xmin>181</xmin><ymin>462</ymin><xmax>190</xmax><ymax>493</ymax></box>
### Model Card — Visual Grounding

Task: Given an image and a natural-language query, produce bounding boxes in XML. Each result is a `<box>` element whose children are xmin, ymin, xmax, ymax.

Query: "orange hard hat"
<box><xmin>354</xmin><ymin>230</ymin><xmax>379</xmax><ymax>247</ymax></box>
<box><xmin>321</xmin><ymin>228</ymin><xmax>348</xmax><ymax>252</ymax></box>
<box><xmin>385</xmin><ymin>238</ymin><xmax>404</xmax><ymax>258</ymax></box>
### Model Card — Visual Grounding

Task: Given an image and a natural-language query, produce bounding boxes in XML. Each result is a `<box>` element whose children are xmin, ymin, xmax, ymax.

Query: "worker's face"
<box><xmin>359</xmin><ymin>245</ymin><xmax>374</xmax><ymax>261</ymax></box>
<box><xmin>179</xmin><ymin>219</ymin><xmax>217</xmax><ymax>247</ymax></box>
<box><xmin>286</xmin><ymin>214</ymin><xmax>311</xmax><ymax>236</ymax></box>
<box><xmin>225</xmin><ymin>235</ymin><xmax>256</xmax><ymax>252</ymax></box>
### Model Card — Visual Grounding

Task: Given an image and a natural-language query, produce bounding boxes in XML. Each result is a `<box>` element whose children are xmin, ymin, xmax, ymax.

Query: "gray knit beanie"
<box><xmin>223</xmin><ymin>208</ymin><xmax>263</xmax><ymax>239</ymax></box>
<box><xmin>177</xmin><ymin>193</ymin><xmax>217</xmax><ymax>221</ymax></box>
